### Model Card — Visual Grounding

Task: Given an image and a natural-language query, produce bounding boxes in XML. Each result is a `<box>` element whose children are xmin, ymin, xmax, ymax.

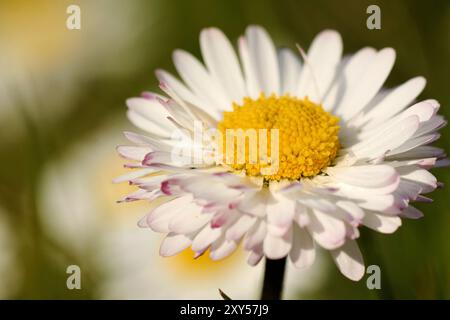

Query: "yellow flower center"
<box><xmin>218</xmin><ymin>94</ymin><xmax>340</xmax><ymax>181</ymax></box>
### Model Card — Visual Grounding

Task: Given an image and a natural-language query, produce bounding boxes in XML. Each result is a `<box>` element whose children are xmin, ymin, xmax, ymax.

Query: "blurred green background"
<box><xmin>0</xmin><ymin>0</ymin><xmax>449</xmax><ymax>299</ymax></box>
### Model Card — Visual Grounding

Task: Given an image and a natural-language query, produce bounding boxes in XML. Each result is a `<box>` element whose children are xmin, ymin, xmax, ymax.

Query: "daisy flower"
<box><xmin>116</xmin><ymin>25</ymin><xmax>447</xmax><ymax>288</ymax></box>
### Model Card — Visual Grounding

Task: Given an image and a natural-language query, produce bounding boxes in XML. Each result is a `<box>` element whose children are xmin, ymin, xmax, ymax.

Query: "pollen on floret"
<box><xmin>217</xmin><ymin>93</ymin><xmax>340</xmax><ymax>181</ymax></box>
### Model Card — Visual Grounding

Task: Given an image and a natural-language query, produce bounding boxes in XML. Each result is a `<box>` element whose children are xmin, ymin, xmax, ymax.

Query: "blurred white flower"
<box><xmin>0</xmin><ymin>0</ymin><xmax>149</xmax><ymax>136</ymax></box>
<box><xmin>39</xmin><ymin>120</ymin><xmax>325</xmax><ymax>299</ymax></box>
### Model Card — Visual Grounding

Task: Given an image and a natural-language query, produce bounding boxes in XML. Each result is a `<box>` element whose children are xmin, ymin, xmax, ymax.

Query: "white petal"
<box><xmin>327</xmin><ymin>165</ymin><xmax>398</xmax><ymax>188</ymax></box>
<box><xmin>396</xmin><ymin>179</ymin><xmax>422</xmax><ymax>201</ymax></box>
<box><xmin>400</xmin><ymin>206</ymin><xmax>424</xmax><ymax>220</ymax></box>
<box><xmin>237</xmin><ymin>189</ymin><xmax>269</xmax><ymax>217</ymax></box>
<box><xmin>126</xmin><ymin>97</ymin><xmax>173</xmax><ymax>137</ymax></box>
<box><xmin>397</xmin><ymin>166</ymin><xmax>437</xmax><ymax>193</ymax></box>
<box><xmin>330</xmin><ymin>240</ymin><xmax>365</xmax><ymax>281</ymax></box>
<box><xmin>338</xmin><ymin>48</ymin><xmax>396</xmax><ymax>120</ymax></box>
<box><xmin>173</xmin><ymin>49</ymin><xmax>229</xmax><ymax>114</ymax></box>
<box><xmin>200</xmin><ymin>27</ymin><xmax>246</xmax><ymax>104</ymax></box>
<box><xmin>159</xmin><ymin>98</ymin><xmax>196</xmax><ymax>130</ymax></box>
<box><xmin>307</xmin><ymin>210</ymin><xmax>346</xmax><ymax>250</ymax></box>
<box><xmin>289</xmin><ymin>224</ymin><xmax>316</xmax><ymax>268</ymax></box>
<box><xmin>245</xmin><ymin>25</ymin><xmax>280</xmax><ymax>95</ymax></box>
<box><xmin>350</xmin><ymin>115</ymin><xmax>419</xmax><ymax>159</ymax></box>
<box><xmin>360</xmin><ymin>77</ymin><xmax>426</xmax><ymax>128</ymax></box>
<box><xmin>225</xmin><ymin>214</ymin><xmax>256</xmax><ymax>241</ymax></box>
<box><xmin>293</xmin><ymin>204</ymin><xmax>309</xmax><ymax>227</ymax></box>
<box><xmin>210</xmin><ymin>209</ymin><xmax>239</xmax><ymax>228</ymax></box>
<box><xmin>191</xmin><ymin>224</ymin><xmax>222</xmax><ymax>252</ymax></box>
<box><xmin>297</xmin><ymin>197</ymin><xmax>336</xmax><ymax>213</ymax></box>
<box><xmin>244</xmin><ymin>220</ymin><xmax>267</xmax><ymax>250</ymax></box>
<box><xmin>147</xmin><ymin>196</ymin><xmax>192</xmax><ymax>232</ymax></box>
<box><xmin>297</xmin><ymin>29</ymin><xmax>342</xmax><ymax>102</ymax></box>
<box><xmin>263</xmin><ymin>226</ymin><xmax>293</xmax><ymax>259</ymax></box>
<box><xmin>238</xmin><ymin>36</ymin><xmax>259</xmax><ymax>99</ymax></box>
<box><xmin>362</xmin><ymin>212</ymin><xmax>402</xmax><ymax>233</ymax></box>
<box><xmin>325</xmin><ymin>47</ymin><xmax>376</xmax><ymax>111</ymax></box>
<box><xmin>359</xmin><ymin>100</ymin><xmax>437</xmax><ymax>142</ymax></box>
<box><xmin>386</xmin><ymin>146</ymin><xmax>445</xmax><ymax>160</ymax></box>
<box><xmin>168</xmin><ymin>204</ymin><xmax>211</xmax><ymax>234</ymax></box>
<box><xmin>122</xmin><ymin>189</ymin><xmax>161</xmax><ymax>204</ymax></box>
<box><xmin>435</xmin><ymin>159</ymin><xmax>450</xmax><ymax>168</ymax></box>
<box><xmin>266</xmin><ymin>194</ymin><xmax>295</xmax><ymax>234</ymax></box>
<box><xmin>278</xmin><ymin>48</ymin><xmax>302</xmax><ymax>95</ymax></box>
<box><xmin>247</xmin><ymin>249</ymin><xmax>264</xmax><ymax>266</ymax></box>
<box><xmin>116</xmin><ymin>145</ymin><xmax>151</xmax><ymax>161</ymax></box>
<box><xmin>401</xmin><ymin>99</ymin><xmax>439</xmax><ymax>122</ymax></box>
<box><xmin>160</xmin><ymin>232</ymin><xmax>193</xmax><ymax>257</ymax></box>
<box><xmin>176</xmin><ymin>176</ymin><xmax>242</xmax><ymax>204</ymax></box>
<box><xmin>388</xmin><ymin>133</ymin><xmax>440</xmax><ymax>156</ymax></box>
<box><xmin>414</xmin><ymin>115</ymin><xmax>446</xmax><ymax>137</ymax></box>
<box><xmin>155</xmin><ymin>69</ymin><xmax>209</xmax><ymax>114</ymax></box>
<box><xmin>333</xmin><ymin>175</ymin><xmax>400</xmax><ymax>197</ymax></box>
<box><xmin>112</xmin><ymin>168</ymin><xmax>156</xmax><ymax>183</ymax></box>
<box><xmin>135</xmin><ymin>174</ymin><xmax>169</xmax><ymax>190</ymax></box>
<box><xmin>123</xmin><ymin>131</ymin><xmax>174</xmax><ymax>152</ymax></box>
<box><xmin>388</xmin><ymin>157</ymin><xmax>437</xmax><ymax>169</ymax></box>
<box><xmin>126</xmin><ymin>110</ymin><xmax>167</xmax><ymax>138</ymax></box>
<box><xmin>210</xmin><ymin>236</ymin><xmax>238</xmax><ymax>260</ymax></box>
<box><xmin>358</xmin><ymin>194</ymin><xmax>405</xmax><ymax>214</ymax></box>
<box><xmin>336</xmin><ymin>200</ymin><xmax>365</xmax><ymax>223</ymax></box>
<box><xmin>142</xmin><ymin>151</ymin><xmax>181</xmax><ymax>167</ymax></box>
